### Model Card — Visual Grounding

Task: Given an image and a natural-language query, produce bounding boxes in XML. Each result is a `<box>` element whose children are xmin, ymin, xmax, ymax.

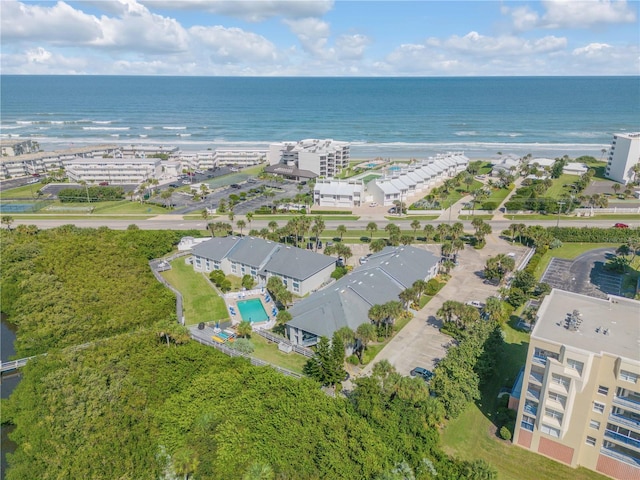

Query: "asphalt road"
<box><xmin>8</xmin><ymin>217</ymin><xmax>638</xmax><ymax>232</ymax></box>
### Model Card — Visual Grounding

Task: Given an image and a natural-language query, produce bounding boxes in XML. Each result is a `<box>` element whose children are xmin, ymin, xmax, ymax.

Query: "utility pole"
<box><xmin>556</xmin><ymin>201</ymin><xmax>565</xmax><ymax>228</ymax></box>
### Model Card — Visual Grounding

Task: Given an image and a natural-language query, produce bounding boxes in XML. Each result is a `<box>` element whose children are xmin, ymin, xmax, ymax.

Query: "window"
<box><xmin>620</xmin><ymin>370</ymin><xmax>638</xmax><ymax>384</ymax></box>
<box><xmin>593</xmin><ymin>402</ymin><xmax>605</xmax><ymax>414</ymax></box>
<box><xmin>540</xmin><ymin>424</ymin><xmax>560</xmax><ymax>438</ymax></box>
<box><xmin>586</xmin><ymin>436</ymin><xmax>596</xmax><ymax>446</ymax></box>
<box><xmin>548</xmin><ymin>392</ymin><xmax>567</xmax><ymax>406</ymax></box>
<box><xmin>292</xmin><ymin>281</ymin><xmax>300</xmax><ymax>293</ymax></box>
<box><xmin>545</xmin><ymin>408</ymin><xmax>564</xmax><ymax>422</ymax></box>
<box><xmin>567</xmin><ymin>358</ymin><xmax>584</xmax><ymax>375</ymax></box>
<box><xmin>590</xmin><ymin>420</ymin><xmax>601</xmax><ymax>430</ymax></box>
<box><xmin>551</xmin><ymin>374</ymin><xmax>570</xmax><ymax>389</ymax></box>
<box><xmin>598</xmin><ymin>385</ymin><xmax>609</xmax><ymax>396</ymax></box>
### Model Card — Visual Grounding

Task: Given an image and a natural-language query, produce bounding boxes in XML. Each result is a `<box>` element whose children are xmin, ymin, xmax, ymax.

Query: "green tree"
<box><xmin>370</xmin><ymin>238</ymin><xmax>387</xmax><ymax>253</ymax></box>
<box><xmin>172</xmin><ymin>446</ymin><xmax>200</xmax><ymax>480</ymax></box>
<box><xmin>410</xmin><ymin>219</ymin><xmax>420</xmax><ymax>236</ymax></box>
<box><xmin>241</xmin><ymin>274</ymin><xmax>255</xmax><ymax>290</ymax></box>
<box><xmin>243</xmin><ymin>461</ymin><xmax>274</xmax><ymax>480</ymax></box>
<box><xmin>236</xmin><ymin>219</ymin><xmax>246</xmax><ymax>236</ymax></box>
<box><xmin>336</xmin><ymin>224</ymin><xmax>347</xmax><ymax>241</ymax></box>
<box><xmin>232</xmin><ymin>338</ymin><xmax>255</xmax><ymax>354</ymax></box>
<box><xmin>366</xmin><ymin>221</ymin><xmax>378</xmax><ymax>240</ymax></box>
<box><xmin>237</xmin><ymin>320</ymin><xmax>253</xmax><ymax>338</ymax></box>
<box><xmin>2</xmin><ymin>215</ymin><xmax>14</xmax><ymax>230</ymax></box>
<box><xmin>422</xmin><ymin>224</ymin><xmax>435</xmax><ymax>241</ymax></box>
<box><xmin>268</xmin><ymin>220</ymin><xmax>278</xmax><ymax>233</ymax></box>
<box><xmin>355</xmin><ymin>322</ymin><xmax>377</xmax><ymax>363</ymax></box>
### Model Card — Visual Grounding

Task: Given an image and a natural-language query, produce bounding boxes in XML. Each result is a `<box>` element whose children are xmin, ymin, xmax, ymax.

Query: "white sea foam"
<box><xmin>163</xmin><ymin>126</ymin><xmax>187</xmax><ymax>130</ymax></box>
<box><xmin>16</xmin><ymin>121</ymin><xmax>33</xmax><ymax>125</ymax></box>
<box><xmin>454</xmin><ymin>131</ymin><xmax>478</xmax><ymax>136</ymax></box>
<box><xmin>143</xmin><ymin>126</ymin><xmax>153</xmax><ymax>130</ymax></box>
<box><xmin>92</xmin><ymin>121</ymin><xmax>112</xmax><ymax>124</ymax></box>
<box><xmin>139</xmin><ymin>134</ymin><xmax>148</xmax><ymax>138</ymax></box>
<box><xmin>1</xmin><ymin>125</ymin><xmax>23</xmax><ymax>130</ymax></box>
<box><xmin>110</xmin><ymin>134</ymin><xmax>120</xmax><ymax>137</ymax></box>
<box><xmin>178</xmin><ymin>133</ymin><xmax>192</xmax><ymax>137</ymax></box>
<box><xmin>82</xmin><ymin>126</ymin><xmax>130</xmax><ymax>131</ymax></box>
<box><xmin>50</xmin><ymin>121</ymin><xmax>65</xmax><ymax>124</ymax></box>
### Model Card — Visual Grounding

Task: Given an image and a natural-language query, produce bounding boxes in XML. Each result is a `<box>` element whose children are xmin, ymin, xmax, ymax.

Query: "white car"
<box><xmin>466</xmin><ymin>300</ymin><xmax>485</xmax><ymax>309</ymax></box>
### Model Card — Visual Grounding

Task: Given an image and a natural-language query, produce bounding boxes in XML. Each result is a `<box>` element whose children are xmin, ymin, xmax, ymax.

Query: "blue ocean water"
<box><xmin>1</xmin><ymin>76</ymin><xmax>638</xmax><ymax>159</ymax></box>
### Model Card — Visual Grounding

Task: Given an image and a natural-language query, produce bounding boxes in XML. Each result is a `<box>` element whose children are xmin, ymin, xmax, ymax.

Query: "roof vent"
<box><xmin>603</xmin><ymin>328</ymin><xmax>609</xmax><ymax>336</ymax></box>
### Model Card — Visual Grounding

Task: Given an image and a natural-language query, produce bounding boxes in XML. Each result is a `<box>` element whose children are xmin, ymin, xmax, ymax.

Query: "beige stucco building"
<box><xmin>513</xmin><ymin>289</ymin><xmax>640</xmax><ymax>480</ymax></box>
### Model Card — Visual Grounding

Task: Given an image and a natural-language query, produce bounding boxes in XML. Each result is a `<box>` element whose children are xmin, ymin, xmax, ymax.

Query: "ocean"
<box><xmin>1</xmin><ymin>76</ymin><xmax>638</xmax><ymax>159</ymax></box>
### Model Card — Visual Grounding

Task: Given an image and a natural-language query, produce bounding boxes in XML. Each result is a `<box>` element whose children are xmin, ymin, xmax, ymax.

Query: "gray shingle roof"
<box><xmin>227</xmin><ymin>237</ymin><xmax>279</xmax><ymax>268</ymax></box>
<box><xmin>262</xmin><ymin>245</ymin><xmax>336</xmax><ymax>280</ymax></box>
<box><xmin>287</xmin><ymin>246</ymin><xmax>439</xmax><ymax>339</ymax></box>
<box><xmin>191</xmin><ymin>236</ymin><xmax>239</xmax><ymax>261</ymax></box>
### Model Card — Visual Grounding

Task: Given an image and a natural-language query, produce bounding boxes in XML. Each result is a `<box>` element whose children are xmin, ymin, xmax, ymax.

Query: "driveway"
<box><xmin>359</xmin><ymin>234</ymin><xmax>529</xmax><ymax>377</ymax></box>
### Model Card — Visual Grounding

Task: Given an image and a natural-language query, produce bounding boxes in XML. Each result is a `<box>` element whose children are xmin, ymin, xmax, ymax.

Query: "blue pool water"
<box><xmin>237</xmin><ymin>298</ymin><xmax>269</xmax><ymax>323</ymax></box>
<box><xmin>366</xmin><ymin>163</ymin><xmax>376</xmax><ymax>168</ymax></box>
<box><xmin>389</xmin><ymin>166</ymin><xmax>401</xmax><ymax>171</ymax></box>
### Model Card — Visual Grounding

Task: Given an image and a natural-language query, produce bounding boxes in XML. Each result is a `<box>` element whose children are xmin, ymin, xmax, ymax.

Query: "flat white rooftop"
<box><xmin>533</xmin><ymin>289</ymin><xmax>640</xmax><ymax>361</ymax></box>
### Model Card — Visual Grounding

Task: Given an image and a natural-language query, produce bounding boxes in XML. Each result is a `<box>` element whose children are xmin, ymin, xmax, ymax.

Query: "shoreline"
<box><xmin>25</xmin><ymin>137</ymin><xmax>609</xmax><ymax>162</ymax></box>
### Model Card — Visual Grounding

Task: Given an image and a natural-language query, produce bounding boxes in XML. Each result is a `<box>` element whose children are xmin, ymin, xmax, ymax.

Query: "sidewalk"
<box><xmin>491</xmin><ymin>177</ymin><xmax>524</xmax><ymax>221</ymax></box>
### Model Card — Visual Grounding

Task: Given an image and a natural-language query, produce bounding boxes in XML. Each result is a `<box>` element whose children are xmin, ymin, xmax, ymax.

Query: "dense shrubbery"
<box><xmin>2</xmin><ymin>226</ymin><xmax>500</xmax><ymax>480</ymax></box>
<box><xmin>0</xmin><ymin>226</ymin><xmax>182</xmax><ymax>356</ymax></box>
<box><xmin>58</xmin><ymin>186</ymin><xmax>125</xmax><ymax>202</ymax></box>
<box><xmin>546</xmin><ymin>226</ymin><xmax>640</xmax><ymax>243</ymax></box>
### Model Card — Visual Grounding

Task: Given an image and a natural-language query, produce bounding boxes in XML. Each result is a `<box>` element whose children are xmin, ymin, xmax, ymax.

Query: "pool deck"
<box><xmin>226</xmin><ymin>289</ymin><xmax>275</xmax><ymax>329</ymax></box>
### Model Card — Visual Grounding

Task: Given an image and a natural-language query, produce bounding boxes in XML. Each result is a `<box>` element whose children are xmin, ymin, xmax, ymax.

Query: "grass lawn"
<box><xmin>384</xmin><ymin>215</ymin><xmax>439</xmax><ymax>221</ymax></box>
<box><xmin>458</xmin><ymin>215</ymin><xmax>493</xmax><ymax>221</ymax></box>
<box><xmin>440</xmin><ymin>320</ymin><xmax>608</xmax><ymax>480</ymax></box>
<box><xmin>249</xmin><ymin>334</ymin><xmax>308</xmax><ymax>374</ymax></box>
<box><xmin>485</xmin><ymin>186</ymin><xmax>513</xmax><ymax>204</ymax></box>
<box><xmin>89</xmin><ymin>201</ymin><xmax>170</xmax><ymax>214</ymax></box>
<box><xmin>161</xmin><ymin>259</ymin><xmax>229</xmax><ymax>325</ymax></box>
<box><xmin>0</xmin><ymin>183</ymin><xmax>47</xmax><ymax>199</ymax></box>
<box><xmin>477</xmin><ymin>162</ymin><xmax>494</xmax><ymax>175</ymax></box>
<box><xmin>361</xmin><ymin>174</ymin><xmax>382</xmax><ymax>184</ymax></box>
<box><xmin>543</xmin><ymin>174</ymin><xmax>579</xmax><ymax>199</ymax></box>
<box><xmin>253</xmin><ymin>215</ymin><xmax>360</xmax><ymax>221</ymax></box>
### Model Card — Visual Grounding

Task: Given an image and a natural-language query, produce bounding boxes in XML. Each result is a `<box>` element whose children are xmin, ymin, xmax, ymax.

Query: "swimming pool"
<box><xmin>388</xmin><ymin>165</ymin><xmax>401</xmax><ymax>172</ymax></box>
<box><xmin>237</xmin><ymin>298</ymin><xmax>269</xmax><ymax>323</ymax></box>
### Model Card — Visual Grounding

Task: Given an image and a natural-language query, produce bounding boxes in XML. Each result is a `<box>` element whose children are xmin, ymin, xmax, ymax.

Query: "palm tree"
<box><xmin>441</xmin><ymin>241</ymin><xmax>453</xmax><ymax>260</ymax></box>
<box><xmin>228</xmin><ymin>208</ymin><xmax>235</xmax><ymax>223</ymax></box>
<box><xmin>237</xmin><ymin>320</ymin><xmax>253</xmax><ymax>338</ymax></box>
<box><xmin>410</xmin><ymin>219</ymin><xmax>420</xmax><ymax>236</ymax></box>
<box><xmin>436</xmin><ymin>223</ymin><xmax>450</xmax><ymax>242</ymax></box>
<box><xmin>201</xmin><ymin>209</ymin><xmax>210</xmax><ymax>222</ymax></box>
<box><xmin>422</xmin><ymin>224</ymin><xmax>435</xmax><ymax>241</ymax></box>
<box><xmin>207</xmin><ymin>222</ymin><xmax>216</xmax><ymax>237</ymax></box>
<box><xmin>368</xmin><ymin>304</ymin><xmax>386</xmax><ymax>332</ymax></box>
<box><xmin>355</xmin><ymin>322</ymin><xmax>377</xmax><ymax>362</ymax></box>
<box><xmin>268</xmin><ymin>220</ymin><xmax>278</xmax><ymax>233</ymax></box>
<box><xmin>369</xmin><ymin>238</ymin><xmax>387</xmax><ymax>253</ymax></box>
<box><xmin>1</xmin><ymin>215</ymin><xmax>14</xmax><ymax>230</ymax></box>
<box><xmin>336</xmin><ymin>224</ymin><xmax>347</xmax><ymax>241</ymax></box>
<box><xmin>246</xmin><ymin>212</ymin><xmax>254</xmax><ymax>231</ymax></box>
<box><xmin>236</xmin><ymin>219</ymin><xmax>246</xmax><ymax>236</ymax></box>
<box><xmin>399</xmin><ymin>288</ymin><xmax>416</xmax><ymax>311</ymax></box>
<box><xmin>312</xmin><ymin>216</ymin><xmax>325</xmax><ymax>251</ymax></box>
<box><xmin>449</xmin><ymin>222</ymin><xmax>464</xmax><ymax>240</ymax></box>
<box><xmin>611</xmin><ymin>183</ymin><xmax>621</xmax><ymax>197</ymax></box>
<box><xmin>366</xmin><ymin>221</ymin><xmax>378</xmax><ymax>240</ymax></box>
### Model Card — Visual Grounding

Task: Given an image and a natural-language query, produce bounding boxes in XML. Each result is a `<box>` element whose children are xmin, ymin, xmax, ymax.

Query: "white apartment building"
<box><xmin>606</xmin><ymin>133</ymin><xmax>640</xmax><ymax>184</ymax></box>
<box><xmin>119</xmin><ymin>145</ymin><xmax>179</xmax><ymax>158</ymax></box>
<box><xmin>268</xmin><ymin>139</ymin><xmax>350</xmax><ymax>177</ymax></box>
<box><xmin>314</xmin><ymin>179</ymin><xmax>364</xmax><ymax>207</ymax></box>
<box><xmin>513</xmin><ymin>289</ymin><xmax>640</xmax><ymax>480</ymax></box>
<box><xmin>65</xmin><ymin>158</ymin><xmax>162</xmax><ymax>184</ymax></box>
<box><xmin>0</xmin><ymin>139</ymin><xmax>39</xmax><ymax>157</ymax></box>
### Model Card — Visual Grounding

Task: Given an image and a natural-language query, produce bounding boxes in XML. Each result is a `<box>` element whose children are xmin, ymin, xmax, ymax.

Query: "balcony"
<box><xmin>604</xmin><ymin>430</ymin><xmax>640</xmax><ymax>450</ymax></box>
<box><xmin>532</xmin><ymin>355</ymin><xmax>547</xmax><ymax>366</ymax></box>
<box><xmin>526</xmin><ymin>387</ymin><xmax>541</xmax><ymax>402</ymax></box>
<box><xmin>529</xmin><ymin>370</ymin><xmax>544</xmax><ymax>385</ymax></box>
<box><xmin>600</xmin><ymin>447</ymin><xmax>640</xmax><ymax>467</ymax></box>
<box><xmin>524</xmin><ymin>404</ymin><xmax>538</xmax><ymax>416</ymax></box>
<box><xmin>613</xmin><ymin>395</ymin><xmax>640</xmax><ymax>412</ymax></box>
<box><xmin>610</xmin><ymin>413</ymin><xmax>640</xmax><ymax>430</ymax></box>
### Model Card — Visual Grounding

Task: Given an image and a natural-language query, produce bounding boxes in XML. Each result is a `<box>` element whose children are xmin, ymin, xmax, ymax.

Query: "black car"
<box><xmin>410</xmin><ymin>367</ymin><xmax>434</xmax><ymax>382</ymax></box>
<box><xmin>169</xmin><ymin>183</ymin><xmax>179</xmax><ymax>188</ymax></box>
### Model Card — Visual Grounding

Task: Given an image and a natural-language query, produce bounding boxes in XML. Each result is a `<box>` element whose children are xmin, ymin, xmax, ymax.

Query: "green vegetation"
<box><xmin>162</xmin><ymin>260</ymin><xmax>229</xmax><ymax>325</ymax></box>
<box><xmin>2</xmin><ymin>225</ymin><xmax>502</xmax><ymax>480</ymax></box>
<box><xmin>440</xmin><ymin>321</ymin><xmax>607</xmax><ymax>480</ymax></box>
<box><xmin>0</xmin><ymin>183</ymin><xmax>47</xmax><ymax>199</ymax></box>
<box><xmin>250</xmin><ymin>335</ymin><xmax>307</xmax><ymax>373</ymax></box>
<box><xmin>0</xmin><ymin>226</ymin><xmax>184</xmax><ymax>357</ymax></box>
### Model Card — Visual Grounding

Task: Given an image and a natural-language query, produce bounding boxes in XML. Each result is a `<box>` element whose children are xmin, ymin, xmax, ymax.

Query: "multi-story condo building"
<box><xmin>313</xmin><ymin>179</ymin><xmax>364</xmax><ymax>207</ymax></box>
<box><xmin>119</xmin><ymin>145</ymin><xmax>179</xmax><ymax>158</ymax></box>
<box><xmin>606</xmin><ymin>133</ymin><xmax>640</xmax><ymax>184</ymax></box>
<box><xmin>65</xmin><ymin>158</ymin><xmax>162</xmax><ymax>184</ymax></box>
<box><xmin>513</xmin><ymin>289</ymin><xmax>640</xmax><ymax>480</ymax></box>
<box><xmin>1</xmin><ymin>139</ymin><xmax>39</xmax><ymax>157</ymax></box>
<box><xmin>267</xmin><ymin>139</ymin><xmax>350</xmax><ymax>178</ymax></box>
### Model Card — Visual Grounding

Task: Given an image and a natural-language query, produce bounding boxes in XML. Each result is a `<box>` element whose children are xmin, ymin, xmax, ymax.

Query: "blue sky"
<box><xmin>1</xmin><ymin>0</ymin><xmax>638</xmax><ymax>75</ymax></box>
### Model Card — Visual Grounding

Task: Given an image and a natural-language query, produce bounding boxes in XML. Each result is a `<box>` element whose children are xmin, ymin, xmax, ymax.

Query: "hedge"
<box><xmin>547</xmin><ymin>226</ymin><xmax>640</xmax><ymax>243</ymax></box>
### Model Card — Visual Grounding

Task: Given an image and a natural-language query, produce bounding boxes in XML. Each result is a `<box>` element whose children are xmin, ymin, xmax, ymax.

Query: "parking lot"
<box><xmin>540</xmin><ymin>248</ymin><xmax>622</xmax><ymax>299</ymax></box>
<box><xmin>358</xmin><ymin>236</ymin><xmax>529</xmax><ymax>378</ymax></box>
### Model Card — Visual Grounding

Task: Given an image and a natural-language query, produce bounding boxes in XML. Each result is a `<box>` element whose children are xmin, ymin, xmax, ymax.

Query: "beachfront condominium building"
<box><xmin>313</xmin><ymin>179</ymin><xmax>364</xmax><ymax>207</ymax></box>
<box><xmin>65</xmin><ymin>158</ymin><xmax>162</xmax><ymax>185</ymax></box>
<box><xmin>267</xmin><ymin>139</ymin><xmax>350</xmax><ymax>178</ymax></box>
<box><xmin>512</xmin><ymin>289</ymin><xmax>640</xmax><ymax>480</ymax></box>
<box><xmin>606</xmin><ymin>133</ymin><xmax>640</xmax><ymax>185</ymax></box>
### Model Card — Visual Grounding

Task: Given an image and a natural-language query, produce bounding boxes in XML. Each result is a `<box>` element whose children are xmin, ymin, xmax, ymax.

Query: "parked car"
<box><xmin>359</xmin><ymin>254</ymin><xmax>372</xmax><ymax>265</ymax></box>
<box><xmin>369</xmin><ymin>202</ymin><xmax>378</xmax><ymax>207</ymax></box>
<box><xmin>410</xmin><ymin>367</ymin><xmax>434</xmax><ymax>381</ymax></box>
<box><xmin>230</xmin><ymin>184</ymin><xmax>241</xmax><ymax>189</ymax></box>
<box><xmin>465</xmin><ymin>300</ymin><xmax>485</xmax><ymax>309</ymax></box>
<box><xmin>614</xmin><ymin>223</ymin><xmax>629</xmax><ymax>229</ymax></box>
<box><xmin>169</xmin><ymin>183</ymin><xmax>179</xmax><ymax>188</ymax></box>
<box><xmin>98</xmin><ymin>181</ymin><xmax>109</xmax><ymax>186</ymax></box>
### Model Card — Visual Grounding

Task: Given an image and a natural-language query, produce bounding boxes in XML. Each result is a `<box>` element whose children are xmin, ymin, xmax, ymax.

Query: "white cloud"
<box><xmin>1</xmin><ymin>47</ymin><xmax>88</xmax><ymax>74</ymax></box>
<box><xmin>141</xmin><ymin>0</ymin><xmax>334</xmax><ymax>21</ymax></box>
<box><xmin>284</xmin><ymin>17</ymin><xmax>331</xmax><ymax>57</ymax></box>
<box><xmin>444</xmin><ymin>31</ymin><xmax>566</xmax><ymax>56</ymax></box>
<box><xmin>190</xmin><ymin>25</ymin><xmax>279</xmax><ymax>63</ymax></box>
<box><xmin>0</xmin><ymin>0</ymin><xmax>101</xmax><ymax>44</ymax></box>
<box><xmin>542</xmin><ymin>0</ymin><xmax>637</xmax><ymax>28</ymax></box>
<box><xmin>504</xmin><ymin>0</ymin><xmax>637</xmax><ymax>31</ymax></box>
<box><xmin>335</xmin><ymin>34</ymin><xmax>371</xmax><ymax>60</ymax></box>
